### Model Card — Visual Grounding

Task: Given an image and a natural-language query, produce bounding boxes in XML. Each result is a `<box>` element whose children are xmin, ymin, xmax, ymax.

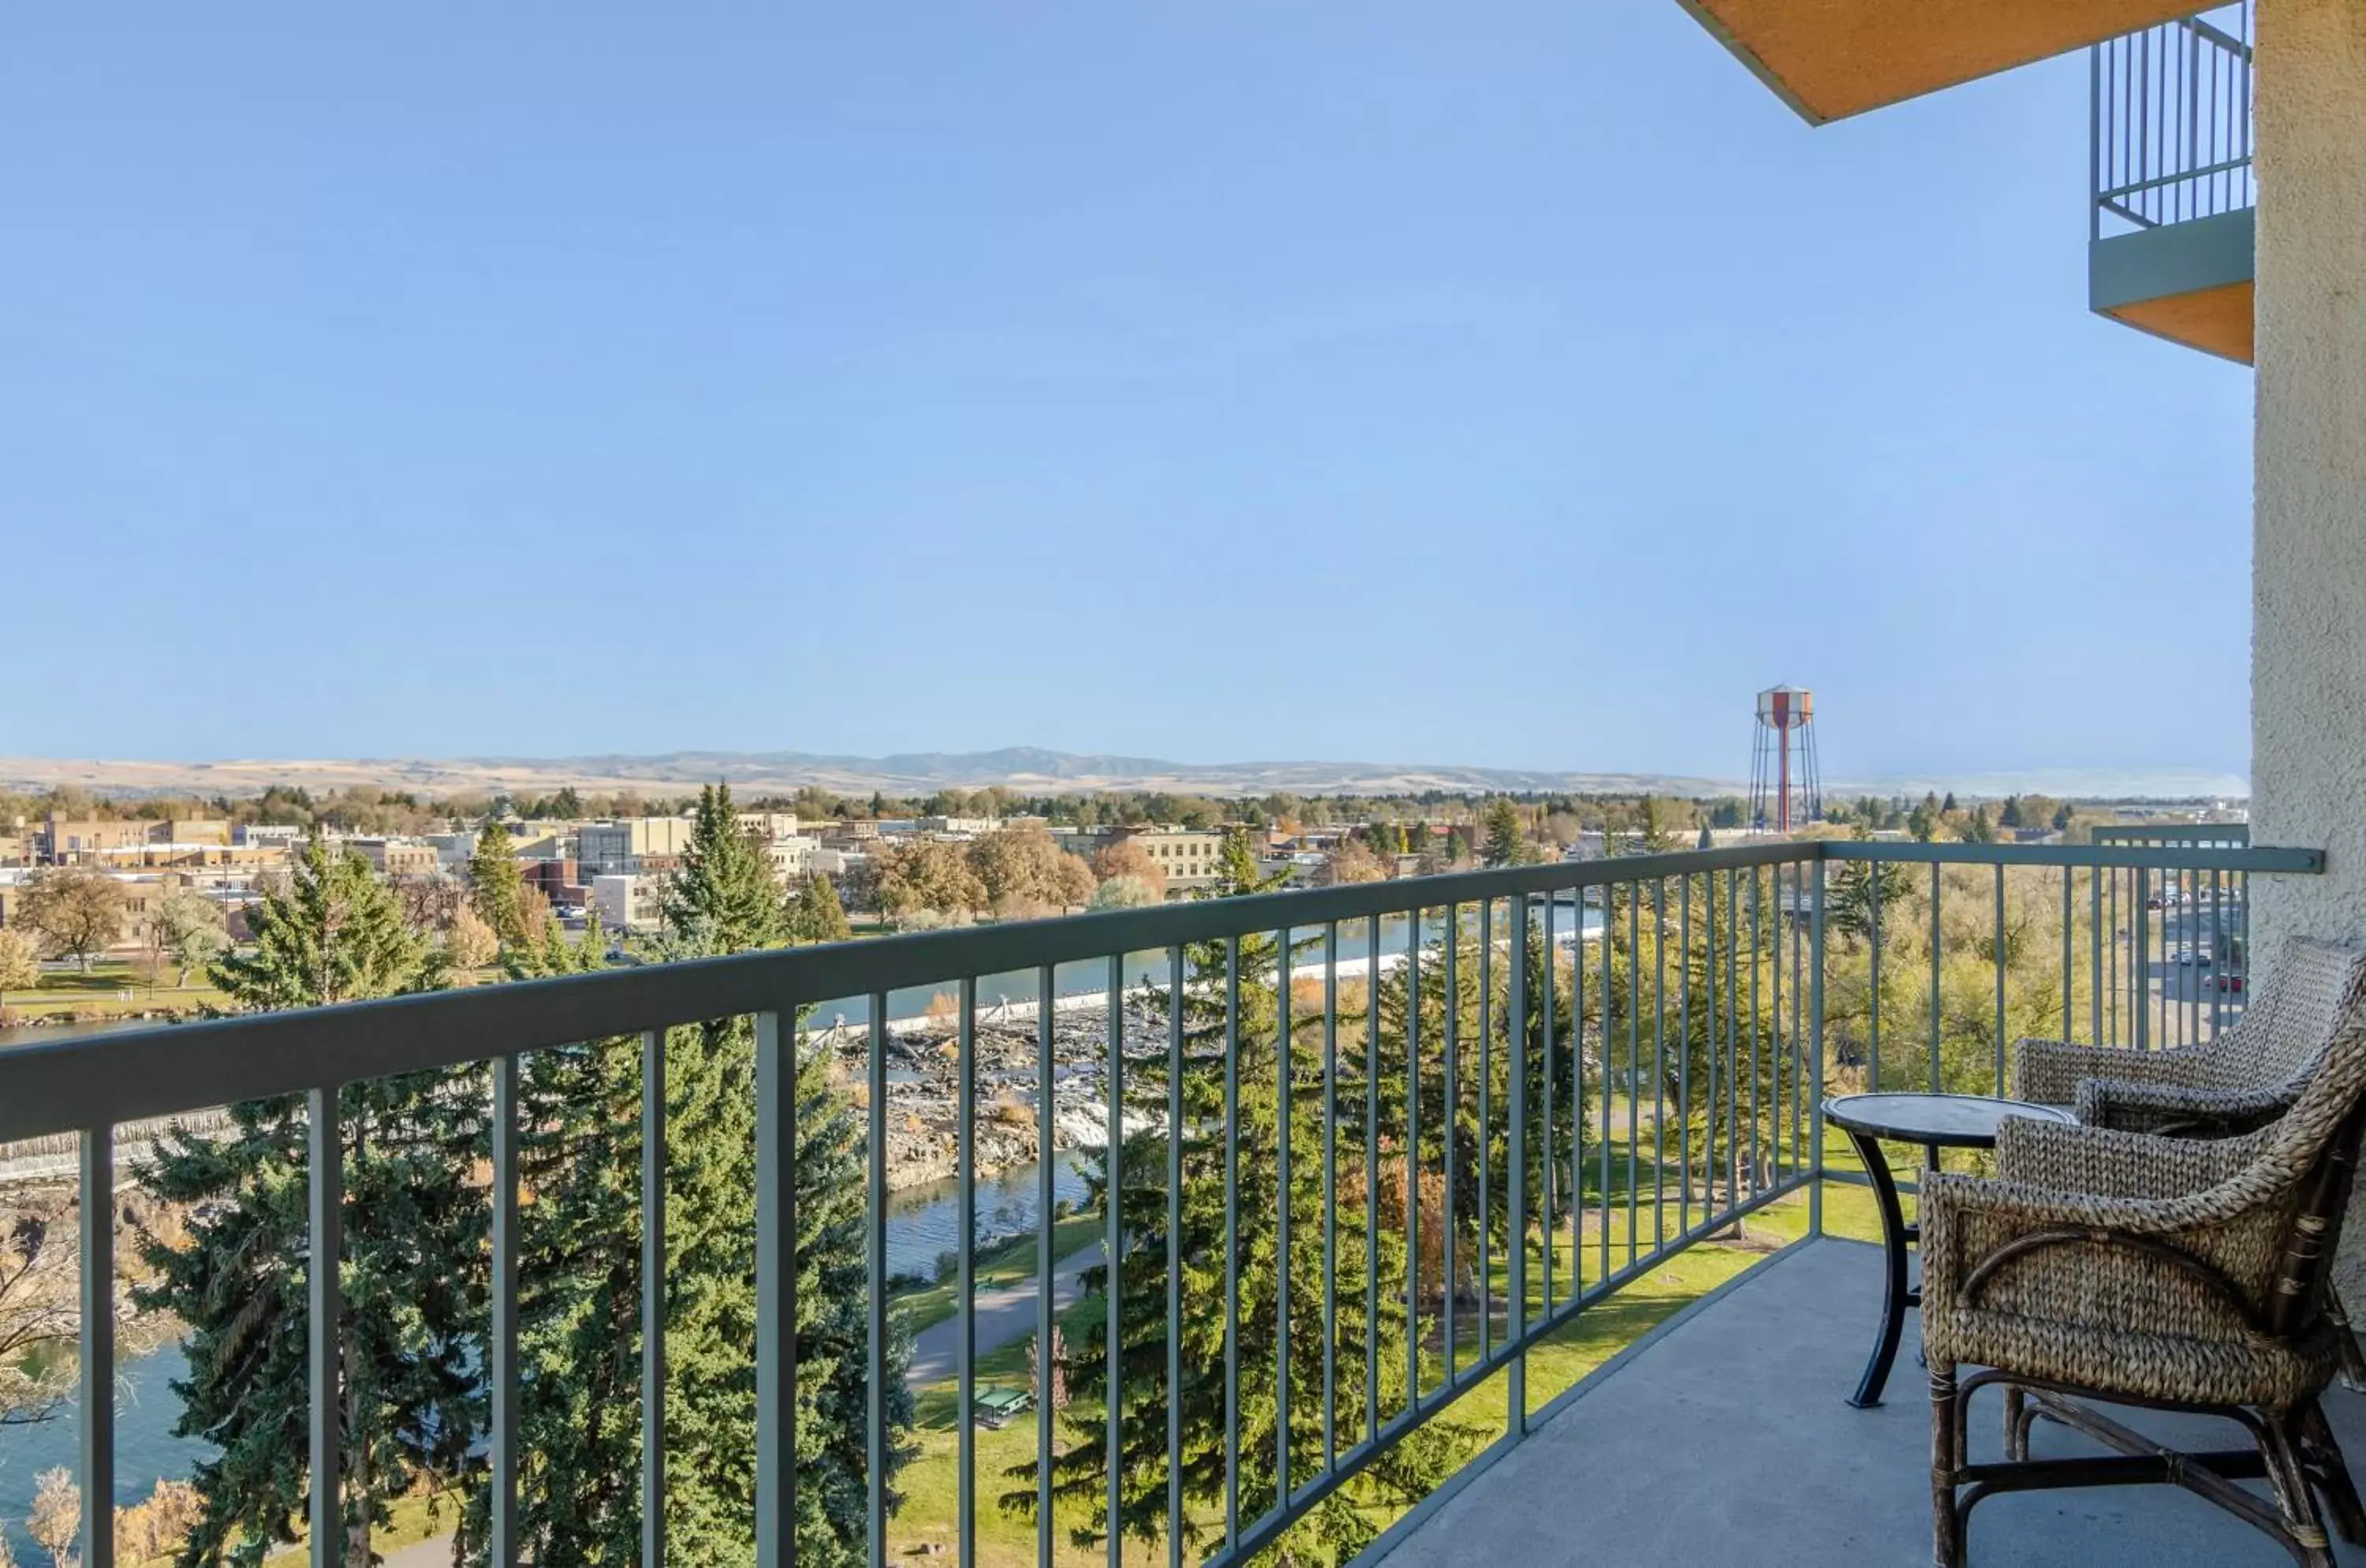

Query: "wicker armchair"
<box><xmin>2014</xmin><ymin>935</ymin><xmax>2366</xmax><ymax>1125</ymax></box>
<box><xmin>1922</xmin><ymin>1012</ymin><xmax>2366</xmax><ymax>1566</ymax></box>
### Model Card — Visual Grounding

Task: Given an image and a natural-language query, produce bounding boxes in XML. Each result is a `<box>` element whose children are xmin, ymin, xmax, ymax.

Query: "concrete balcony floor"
<box><xmin>1371</xmin><ymin>1238</ymin><xmax>2366</xmax><ymax>1567</ymax></box>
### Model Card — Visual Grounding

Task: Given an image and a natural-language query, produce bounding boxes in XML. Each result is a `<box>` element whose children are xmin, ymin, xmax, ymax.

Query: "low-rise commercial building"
<box><xmin>579</xmin><ymin>817</ymin><xmax>696</xmax><ymax>876</ymax></box>
<box><xmin>592</xmin><ymin>873</ymin><xmax>663</xmax><ymax>933</ymax></box>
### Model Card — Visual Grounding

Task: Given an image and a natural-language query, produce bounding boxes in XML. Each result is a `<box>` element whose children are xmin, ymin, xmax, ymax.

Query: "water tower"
<box><xmin>1749</xmin><ymin>685</ymin><xmax>1821</xmax><ymax>835</ymax></box>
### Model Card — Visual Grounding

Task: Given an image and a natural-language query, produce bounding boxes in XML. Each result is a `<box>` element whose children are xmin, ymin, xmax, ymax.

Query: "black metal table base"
<box><xmin>1847</xmin><ymin>1130</ymin><xmax>1936</xmax><ymax>1409</ymax></box>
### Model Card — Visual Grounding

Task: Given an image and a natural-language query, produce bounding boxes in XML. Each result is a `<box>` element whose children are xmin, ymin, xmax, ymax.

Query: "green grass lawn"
<box><xmin>880</xmin><ymin>1099</ymin><xmax>1913</xmax><ymax>1566</ymax></box>
<box><xmin>0</xmin><ymin>961</ymin><xmax>229</xmax><ymax>1025</ymax></box>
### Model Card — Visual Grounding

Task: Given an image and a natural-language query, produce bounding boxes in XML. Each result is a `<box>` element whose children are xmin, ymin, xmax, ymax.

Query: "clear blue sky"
<box><xmin>0</xmin><ymin>6</ymin><xmax>2253</xmax><ymax>783</ymax></box>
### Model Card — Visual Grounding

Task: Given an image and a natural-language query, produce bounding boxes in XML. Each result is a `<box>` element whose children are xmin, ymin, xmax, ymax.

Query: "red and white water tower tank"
<box><xmin>1749</xmin><ymin>685</ymin><xmax>1822</xmax><ymax>835</ymax></box>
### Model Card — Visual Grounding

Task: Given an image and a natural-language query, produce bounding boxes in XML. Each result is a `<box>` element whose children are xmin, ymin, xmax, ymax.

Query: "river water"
<box><xmin>1</xmin><ymin>902</ymin><xmax>1600</xmax><ymax>1547</ymax></box>
<box><xmin>0</xmin><ymin>1149</ymin><xmax>1099</xmax><ymax>1555</ymax></box>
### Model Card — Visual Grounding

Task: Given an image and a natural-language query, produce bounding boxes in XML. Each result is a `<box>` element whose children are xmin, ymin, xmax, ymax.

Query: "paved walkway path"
<box><xmin>905</xmin><ymin>1242</ymin><xmax>1100</xmax><ymax>1389</ymax></box>
<box><xmin>346</xmin><ymin>1245</ymin><xmax>1106</xmax><ymax>1567</ymax></box>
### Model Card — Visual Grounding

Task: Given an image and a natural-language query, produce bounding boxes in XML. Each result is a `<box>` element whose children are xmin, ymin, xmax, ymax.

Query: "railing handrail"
<box><xmin>0</xmin><ymin>838</ymin><xmax>2309</xmax><ymax>1147</ymax></box>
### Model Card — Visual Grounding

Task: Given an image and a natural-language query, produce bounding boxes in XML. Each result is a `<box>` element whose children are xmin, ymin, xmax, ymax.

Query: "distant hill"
<box><xmin>0</xmin><ymin>748</ymin><xmax>2245</xmax><ymax>803</ymax></box>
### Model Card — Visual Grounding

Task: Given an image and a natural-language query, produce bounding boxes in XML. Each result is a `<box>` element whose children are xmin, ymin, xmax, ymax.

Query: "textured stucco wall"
<box><xmin>2248</xmin><ymin>0</ymin><xmax>2366</xmax><ymax>1296</ymax></box>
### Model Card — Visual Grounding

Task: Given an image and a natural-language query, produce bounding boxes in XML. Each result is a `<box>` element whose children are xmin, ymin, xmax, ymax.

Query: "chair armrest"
<box><xmin>1920</xmin><ymin>1168</ymin><xmax>2268</xmax><ymax>1354</ymax></box>
<box><xmin>2074</xmin><ymin>1076</ymin><xmax>2298</xmax><ymax>1138</ymax></box>
<box><xmin>1995</xmin><ymin>1114</ymin><xmax>2259</xmax><ymax>1201</ymax></box>
<box><xmin>2013</xmin><ymin>1036</ymin><xmax>2204</xmax><ymax>1105</ymax></box>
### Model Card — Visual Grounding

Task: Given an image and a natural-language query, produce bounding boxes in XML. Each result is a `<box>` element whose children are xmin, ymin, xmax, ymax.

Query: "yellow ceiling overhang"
<box><xmin>1675</xmin><ymin>0</ymin><xmax>2211</xmax><ymax>122</ymax></box>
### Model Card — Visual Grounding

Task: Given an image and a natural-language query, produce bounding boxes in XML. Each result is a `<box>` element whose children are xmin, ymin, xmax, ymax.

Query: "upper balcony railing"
<box><xmin>0</xmin><ymin>834</ymin><xmax>2319</xmax><ymax>1566</ymax></box>
<box><xmin>2092</xmin><ymin>2</ymin><xmax>2255</xmax><ymax>239</ymax></box>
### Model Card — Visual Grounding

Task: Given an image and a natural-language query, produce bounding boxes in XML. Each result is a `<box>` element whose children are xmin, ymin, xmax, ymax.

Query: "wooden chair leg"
<box><xmin>2298</xmin><ymin>1398</ymin><xmax>2366</xmax><ymax>1547</ymax></box>
<box><xmin>2329</xmin><ymin>1289</ymin><xmax>2366</xmax><ymax>1394</ymax></box>
<box><xmin>2262</xmin><ymin>1411</ymin><xmax>2338</xmax><ymax>1568</ymax></box>
<box><xmin>1932</xmin><ymin>1365</ymin><xmax>1965</xmax><ymax>1568</ymax></box>
<box><xmin>2003</xmin><ymin>1384</ymin><xmax>2027</xmax><ymax>1461</ymax></box>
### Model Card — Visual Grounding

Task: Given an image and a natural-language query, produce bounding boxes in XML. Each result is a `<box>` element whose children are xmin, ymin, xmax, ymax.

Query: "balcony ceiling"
<box><xmin>1676</xmin><ymin>0</ymin><xmax>2215</xmax><ymax>122</ymax></box>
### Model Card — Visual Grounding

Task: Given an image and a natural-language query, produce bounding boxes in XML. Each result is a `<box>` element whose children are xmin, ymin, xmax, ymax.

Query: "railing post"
<box><xmin>2136</xmin><ymin>866</ymin><xmax>2151</xmax><ymax>1052</ymax></box>
<box><xmin>1809</xmin><ymin>855</ymin><xmax>1827</xmax><ymax>1241</ymax></box>
<box><xmin>1508</xmin><ymin>893</ymin><xmax>1529</xmax><ymax>1437</ymax></box>
<box><xmin>80</xmin><ymin>1124</ymin><xmax>114</xmax><ymax>1568</ymax></box>
<box><xmin>755</xmin><ymin>1008</ymin><xmax>797</xmax><ymax>1568</ymax></box>
<box><xmin>308</xmin><ymin>1085</ymin><xmax>343</xmax><ymax>1568</ymax></box>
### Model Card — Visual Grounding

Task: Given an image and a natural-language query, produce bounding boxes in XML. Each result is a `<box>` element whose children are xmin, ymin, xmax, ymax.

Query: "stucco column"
<box><xmin>2248</xmin><ymin>0</ymin><xmax>2366</xmax><ymax>1298</ymax></box>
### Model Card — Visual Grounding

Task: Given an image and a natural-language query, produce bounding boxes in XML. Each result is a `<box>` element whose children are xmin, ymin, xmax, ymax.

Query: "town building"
<box><xmin>578</xmin><ymin>817</ymin><xmax>696</xmax><ymax>876</ymax></box>
<box><xmin>591</xmin><ymin>872</ymin><xmax>662</xmax><ymax>933</ymax></box>
<box><xmin>347</xmin><ymin>838</ymin><xmax>442</xmax><ymax>879</ymax></box>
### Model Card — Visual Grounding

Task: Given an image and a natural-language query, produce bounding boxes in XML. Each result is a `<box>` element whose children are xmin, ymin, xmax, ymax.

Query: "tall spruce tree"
<box><xmin>1480</xmin><ymin>798</ymin><xmax>1531</xmax><ymax>868</ymax></box>
<box><xmin>1017</xmin><ymin>833</ymin><xmax>1483</xmax><ymax>1559</ymax></box>
<box><xmin>632</xmin><ymin>784</ymin><xmax>910</xmax><ymax>1563</ymax></box>
<box><xmin>464</xmin><ymin>913</ymin><xmax>645</xmax><ymax>1563</ymax></box>
<box><xmin>468</xmin><ymin>819</ymin><xmax>528</xmax><ymax>948</ymax></box>
<box><xmin>136</xmin><ymin>834</ymin><xmax>480</xmax><ymax>1568</ymax></box>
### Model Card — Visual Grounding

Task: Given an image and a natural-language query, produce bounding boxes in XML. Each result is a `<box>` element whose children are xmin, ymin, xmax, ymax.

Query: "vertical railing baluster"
<box><xmin>756</xmin><ymin>1010</ymin><xmax>798</xmax><ymax>1568</ymax></box>
<box><xmin>1508</xmin><ymin>892</ymin><xmax>1529</xmax><ymax>1432</ymax></box>
<box><xmin>1223</xmin><ymin>940</ymin><xmax>1241</xmax><ymax>1549</ymax></box>
<box><xmin>2062</xmin><ymin>868</ymin><xmax>2075</xmax><ymax>1047</ymax></box>
<box><xmin>80</xmin><ymin>1124</ymin><xmax>114</xmax><ymax>1568</ymax></box>
<box><xmin>1766</xmin><ymin>870</ymin><xmax>1778</xmax><ymax>1190</ymax></box>
<box><xmin>2092</xmin><ymin>867</ymin><xmax>2105</xmax><ymax>1048</ymax></box>
<box><xmin>492</xmin><ymin>1053</ymin><xmax>520</xmax><ymax>1568</ymax></box>
<box><xmin>2136</xmin><ymin>866</ymin><xmax>2151</xmax><ymax>1053</ymax></box>
<box><xmin>1272</xmin><ymin>930</ymin><xmax>1291</xmax><ymax>1514</ymax></box>
<box><xmin>867</xmin><ymin>1000</ymin><xmax>889</xmax><ymax>1568</ymax></box>
<box><xmin>1322</xmin><ymin>922</ymin><xmax>1338</xmax><ymax>1470</ymax></box>
<box><xmin>1443</xmin><ymin>905</ymin><xmax>1460</xmax><ymax>1376</ymax></box>
<box><xmin>1364</xmin><ymin>914</ymin><xmax>1381</xmax><ymax>1444</ymax></box>
<box><xmin>1779</xmin><ymin>865</ymin><xmax>1798</xmax><ymax>1182</ymax></box>
<box><xmin>308</xmin><ymin>1085</ymin><xmax>342</xmax><ymax>1568</ymax></box>
<box><xmin>1627</xmin><ymin>880</ymin><xmax>1640</xmax><ymax>1267</ymax></box>
<box><xmin>1599</xmin><ymin>884</ymin><xmax>1613</xmax><ymax>1289</ymax></box>
<box><xmin>1651</xmin><ymin>878</ymin><xmax>1666</xmax><ymax>1250</ymax></box>
<box><xmin>1478</xmin><ymin>899</ymin><xmax>1493</xmax><ymax>1361</ymax></box>
<box><xmin>1677</xmin><ymin>875</ymin><xmax>1690</xmax><ymax>1233</ymax></box>
<box><xmin>1928</xmin><ymin>863</ymin><xmax>1942</xmax><ymax>1096</ymax></box>
<box><xmin>1166</xmin><ymin>950</ymin><xmax>1185</xmax><ymax>1568</ymax></box>
<box><xmin>1809</xmin><ymin>857</ymin><xmax>1827</xmax><ymax>1239</ymax></box>
<box><xmin>957</xmin><ymin>979</ymin><xmax>978</xmax><ymax>1565</ymax></box>
<box><xmin>1713</xmin><ymin>875</ymin><xmax>1732</xmax><ymax>1230</ymax></box>
<box><xmin>642</xmin><ymin>1029</ymin><xmax>666</xmax><ymax>1568</ymax></box>
<box><xmin>1405</xmin><ymin>913</ymin><xmax>1422</xmax><ymax>1408</ymax></box>
<box><xmin>1869</xmin><ymin>861</ymin><xmax>1883</xmax><ymax>1093</ymax></box>
<box><xmin>2211</xmin><ymin>871</ymin><xmax>2226</xmax><ymax>1039</ymax></box>
<box><xmin>1036</xmin><ymin>965</ymin><xmax>1056</xmax><ymax>1568</ymax></box>
<box><xmin>1994</xmin><ymin>865</ymin><xmax>2007</xmax><ymax>1096</ymax></box>
<box><xmin>1107</xmin><ymin>954</ymin><xmax>1127</xmax><ymax>1565</ymax></box>
<box><xmin>1749</xmin><ymin>868</ymin><xmax>1763</xmax><ymax>1197</ymax></box>
<box><xmin>1543</xmin><ymin>891</ymin><xmax>1558</xmax><ymax>1309</ymax></box>
<box><xmin>1732</xmin><ymin>870</ymin><xmax>1751</xmax><ymax>1230</ymax></box>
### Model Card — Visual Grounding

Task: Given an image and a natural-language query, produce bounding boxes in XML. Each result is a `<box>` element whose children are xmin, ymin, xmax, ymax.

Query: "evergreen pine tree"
<box><xmin>784</xmin><ymin>875</ymin><xmax>853</xmax><ymax>945</ymax></box>
<box><xmin>1019</xmin><ymin>841</ymin><xmax>1483</xmax><ymax>1559</ymax></box>
<box><xmin>136</xmin><ymin>835</ymin><xmax>479</xmax><ymax>1568</ymax></box>
<box><xmin>662</xmin><ymin>785</ymin><xmax>781</xmax><ymax>950</ymax></box>
<box><xmin>469</xmin><ymin>819</ymin><xmax>528</xmax><ymax>947</ymax></box>
<box><xmin>1480</xmin><ymin>799</ymin><xmax>1530</xmax><ymax>868</ymax></box>
<box><xmin>610</xmin><ymin>784</ymin><xmax>909</xmax><ymax>1564</ymax></box>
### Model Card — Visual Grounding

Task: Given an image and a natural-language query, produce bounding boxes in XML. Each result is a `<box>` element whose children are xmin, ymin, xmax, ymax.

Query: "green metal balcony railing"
<box><xmin>2092</xmin><ymin>3</ymin><xmax>2253</xmax><ymax>238</ymax></box>
<box><xmin>0</xmin><ymin>834</ymin><xmax>2319</xmax><ymax>1567</ymax></box>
